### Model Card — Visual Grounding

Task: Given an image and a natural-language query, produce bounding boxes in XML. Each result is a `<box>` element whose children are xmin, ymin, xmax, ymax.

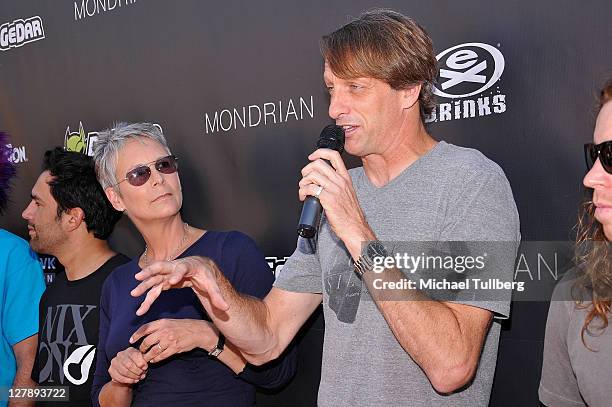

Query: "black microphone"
<box><xmin>297</xmin><ymin>124</ymin><xmax>345</xmax><ymax>238</ymax></box>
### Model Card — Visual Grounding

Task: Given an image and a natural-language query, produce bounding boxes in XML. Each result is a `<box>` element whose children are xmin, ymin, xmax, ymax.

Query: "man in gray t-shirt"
<box><xmin>275</xmin><ymin>140</ymin><xmax>519</xmax><ymax>406</ymax></box>
<box><xmin>129</xmin><ymin>9</ymin><xmax>520</xmax><ymax>407</ymax></box>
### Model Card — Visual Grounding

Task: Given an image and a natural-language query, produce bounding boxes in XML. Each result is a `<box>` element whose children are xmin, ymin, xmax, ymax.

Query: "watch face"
<box><xmin>367</xmin><ymin>241</ymin><xmax>387</xmax><ymax>260</ymax></box>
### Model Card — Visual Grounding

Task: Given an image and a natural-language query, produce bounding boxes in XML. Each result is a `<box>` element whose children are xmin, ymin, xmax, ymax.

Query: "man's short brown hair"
<box><xmin>321</xmin><ymin>9</ymin><xmax>437</xmax><ymax>121</ymax></box>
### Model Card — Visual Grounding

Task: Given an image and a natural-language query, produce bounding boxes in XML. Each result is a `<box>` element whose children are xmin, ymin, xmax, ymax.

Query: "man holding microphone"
<box><xmin>130</xmin><ymin>9</ymin><xmax>520</xmax><ymax>406</ymax></box>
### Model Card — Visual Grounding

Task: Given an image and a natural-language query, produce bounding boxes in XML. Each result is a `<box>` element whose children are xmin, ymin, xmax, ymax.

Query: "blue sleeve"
<box><xmin>237</xmin><ymin>345</ymin><xmax>298</xmax><ymax>390</ymax></box>
<box><xmin>222</xmin><ymin>232</ymin><xmax>275</xmax><ymax>298</ymax></box>
<box><xmin>221</xmin><ymin>232</ymin><xmax>297</xmax><ymax>390</ymax></box>
<box><xmin>2</xmin><ymin>241</ymin><xmax>45</xmax><ymax>346</ymax></box>
<box><xmin>91</xmin><ymin>277</ymin><xmax>113</xmax><ymax>407</ymax></box>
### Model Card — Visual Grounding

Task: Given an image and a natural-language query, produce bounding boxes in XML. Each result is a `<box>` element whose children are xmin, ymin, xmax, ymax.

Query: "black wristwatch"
<box><xmin>208</xmin><ymin>333</ymin><xmax>225</xmax><ymax>358</ymax></box>
<box><xmin>354</xmin><ymin>240</ymin><xmax>388</xmax><ymax>278</ymax></box>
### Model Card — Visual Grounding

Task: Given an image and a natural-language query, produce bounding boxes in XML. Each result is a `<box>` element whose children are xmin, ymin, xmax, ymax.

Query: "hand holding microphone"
<box><xmin>297</xmin><ymin>126</ymin><xmax>375</xmax><ymax>259</ymax></box>
<box><xmin>297</xmin><ymin>124</ymin><xmax>345</xmax><ymax>238</ymax></box>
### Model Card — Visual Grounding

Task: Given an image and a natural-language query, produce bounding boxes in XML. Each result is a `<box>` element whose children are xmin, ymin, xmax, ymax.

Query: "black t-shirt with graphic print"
<box><xmin>31</xmin><ymin>254</ymin><xmax>129</xmax><ymax>407</ymax></box>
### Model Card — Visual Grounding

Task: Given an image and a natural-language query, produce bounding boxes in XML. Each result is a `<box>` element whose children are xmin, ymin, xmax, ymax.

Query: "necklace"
<box><xmin>142</xmin><ymin>222</ymin><xmax>189</xmax><ymax>267</ymax></box>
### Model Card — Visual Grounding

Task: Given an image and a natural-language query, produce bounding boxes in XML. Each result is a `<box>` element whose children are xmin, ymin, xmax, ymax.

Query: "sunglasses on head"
<box><xmin>585</xmin><ymin>141</ymin><xmax>612</xmax><ymax>174</ymax></box>
<box><xmin>116</xmin><ymin>155</ymin><xmax>179</xmax><ymax>187</ymax></box>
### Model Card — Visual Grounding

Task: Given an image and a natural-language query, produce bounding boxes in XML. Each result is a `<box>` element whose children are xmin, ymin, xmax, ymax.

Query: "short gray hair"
<box><xmin>93</xmin><ymin>122</ymin><xmax>170</xmax><ymax>190</ymax></box>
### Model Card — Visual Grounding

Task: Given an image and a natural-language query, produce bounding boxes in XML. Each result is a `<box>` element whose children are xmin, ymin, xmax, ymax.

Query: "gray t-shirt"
<box><xmin>275</xmin><ymin>141</ymin><xmax>520</xmax><ymax>406</ymax></box>
<box><xmin>539</xmin><ymin>269</ymin><xmax>612</xmax><ymax>407</ymax></box>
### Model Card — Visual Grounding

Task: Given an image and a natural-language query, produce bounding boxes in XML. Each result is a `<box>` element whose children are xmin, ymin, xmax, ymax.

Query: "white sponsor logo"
<box><xmin>428</xmin><ymin>42</ymin><xmax>507</xmax><ymax>123</ymax></box>
<box><xmin>204</xmin><ymin>96</ymin><xmax>315</xmax><ymax>135</ymax></box>
<box><xmin>4</xmin><ymin>144</ymin><xmax>28</xmax><ymax>164</ymax></box>
<box><xmin>434</xmin><ymin>43</ymin><xmax>505</xmax><ymax>99</ymax></box>
<box><xmin>0</xmin><ymin>16</ymin><xmax>45</xmax><ymax>51</ymax></box>
<box><xmin>63</xmin><ymin>345</ymin><xmax>96</xmax><ymax>385</ymax></box>
<box><xmin>266</xmin><ymin>256</ymin><xmax>290</xmax><ymax>277</ymax></box>
<box><xmin>74</xmin><ymin>0</ymin><xmax>138</xmax><ymax>21</ymax></box>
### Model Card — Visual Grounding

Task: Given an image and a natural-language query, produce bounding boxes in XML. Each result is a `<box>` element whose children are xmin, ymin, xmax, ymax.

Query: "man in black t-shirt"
<box><xmin>22</xmin><ymin>148</ymin><xmax>128</xmax><ymax>406</ymax></box>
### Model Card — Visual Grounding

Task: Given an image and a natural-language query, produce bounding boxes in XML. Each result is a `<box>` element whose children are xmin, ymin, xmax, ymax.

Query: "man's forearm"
<box><xmin>345</xmin><ymin>225</ymin><xmax>491</xmax><ymax>391</ymax></box>
<box><xmin>10</xmin><ymin>335</ymin><xmax>37</xmax><ymax>407</ymax></box>
<box><xmin>98</xmin><ymin>381</ymin><xmax>132</xmax><ymax>407</ymax></box>
<box><xmin>8</xmin><ymin>372</ymin><xmax>36</xmax><ymax>407</ymax></box>
<box><xmin>363</xmin><ymin>268</ymin><xmax>458</xmax><ymax>358</ymax></box>
<box><xmin>192</xmin><ymin>261</ymin><xmax>278</xmax><ymax>360</ymax></box>
<box><xmin>348</xmin><ymin>230</ymin><xmax>466</xmax><ymax>367</ymax></box>
<box><xmin>11</xmin><ymin>368</ymin><xmax>36</xmax><ymax>389</ymax></box>
<box><xmin>362</xmin><ymin>266</ymin><xmax>491</xmax><ymax>393</ymax></box>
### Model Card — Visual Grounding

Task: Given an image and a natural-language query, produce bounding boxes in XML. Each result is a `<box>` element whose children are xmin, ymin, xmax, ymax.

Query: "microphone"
<box><xmin>297</xmin><ymin>124</ymin><xmax>345</xmax><ymax>238</ymax></box>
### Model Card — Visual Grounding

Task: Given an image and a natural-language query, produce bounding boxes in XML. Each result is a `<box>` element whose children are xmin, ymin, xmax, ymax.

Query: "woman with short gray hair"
<box><xmin>91</xmin><ymin>122</ymin><xmax>296</xmax><ymax>406</ymax></box>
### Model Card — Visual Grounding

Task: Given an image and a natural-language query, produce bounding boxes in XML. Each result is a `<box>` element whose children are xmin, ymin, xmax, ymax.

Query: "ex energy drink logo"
<box><xmin>434</xmin><ymin>43</ymin><xmax>505</xmax><ymax>98</ymax></box>
<box><xmin>0</xmin><ymin>16</ymin><xmax>45</xmax><ymax>51</ymax></box>
<box><xmin>428</xmin><ymin>42</ymin><xmax>506</xmax><ymax>123</ymax></box>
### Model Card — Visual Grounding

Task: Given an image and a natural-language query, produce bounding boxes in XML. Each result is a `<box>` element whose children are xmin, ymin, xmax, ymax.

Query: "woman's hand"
<box><xmin>108</xmin><ymin>347</ymin><xmax>148</xmax><ymax>384</ymax></box>
<box><xmin>129</xmin><ymin>318</ymin><xmax>220</xmax><ymax>363</ymax></box>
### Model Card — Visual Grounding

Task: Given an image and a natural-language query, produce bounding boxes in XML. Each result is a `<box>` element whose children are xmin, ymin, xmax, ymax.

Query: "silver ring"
<box><xmin>157</xmin><ymin>343</ymin><xmax>163</xmax><ymax>352</ymax></box>
<box><xmin>314</xmin><ymin>185</ymin><xmax>324</xmax><ymax>199</ymax></box>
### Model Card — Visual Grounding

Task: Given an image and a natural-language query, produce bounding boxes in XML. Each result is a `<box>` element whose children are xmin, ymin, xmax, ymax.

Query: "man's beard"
<box><xmin>29</xmin><ymin>224</ymin><xmax>64</xmax><ymax>255</ymax></box>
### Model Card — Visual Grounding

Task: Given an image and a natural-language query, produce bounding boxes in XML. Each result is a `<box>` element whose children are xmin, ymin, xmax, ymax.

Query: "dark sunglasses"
<box><xmin>116</xmin><ymin>155</ymin><xmax>179</xmax><ymax>187</ymax></box>
<box><xmin>585</xmin><ymin>142</ymin><xmax>612</xmax><ymax>174</ymax></box>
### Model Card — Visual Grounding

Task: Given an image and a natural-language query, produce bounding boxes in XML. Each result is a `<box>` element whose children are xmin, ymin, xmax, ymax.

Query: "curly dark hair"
<box><xmin>575</xmin><ymin>77</ymin><xmax>612</xmax><ymax>349</ymax></box>
<box><xmin>43</xmin><ymin>147</ymin><xmax>122</xmax><ymax>239</ymax></box>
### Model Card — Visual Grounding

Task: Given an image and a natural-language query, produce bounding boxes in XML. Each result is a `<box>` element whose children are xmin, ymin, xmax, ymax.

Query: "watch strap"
<box><xmin>354</xmin><ymin>240</ymin><xmax>388</xmax><ymax>278</ymax></box>
<box><xmin>354</xmin><ymin>255</ymin><xmax>372</xmax><ymax>278</ymax></box>
<box><xmin>208</xmin><ymin>333</ymin><xmax>225</xmax><ymax>358</ymax></box>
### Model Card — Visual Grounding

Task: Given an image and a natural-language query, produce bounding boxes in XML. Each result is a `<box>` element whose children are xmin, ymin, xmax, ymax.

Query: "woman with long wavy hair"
<box><xmin>539</xmin><ymin>79</ymin><xmax>612</xmax><ymax>407</ymax></box>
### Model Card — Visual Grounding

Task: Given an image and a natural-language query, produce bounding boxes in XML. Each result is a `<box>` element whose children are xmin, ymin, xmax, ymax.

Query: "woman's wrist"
<box><xmin>195</xmin><ymin>320</ymin><xmax>218</xmax><ymax>352</ymax></box>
